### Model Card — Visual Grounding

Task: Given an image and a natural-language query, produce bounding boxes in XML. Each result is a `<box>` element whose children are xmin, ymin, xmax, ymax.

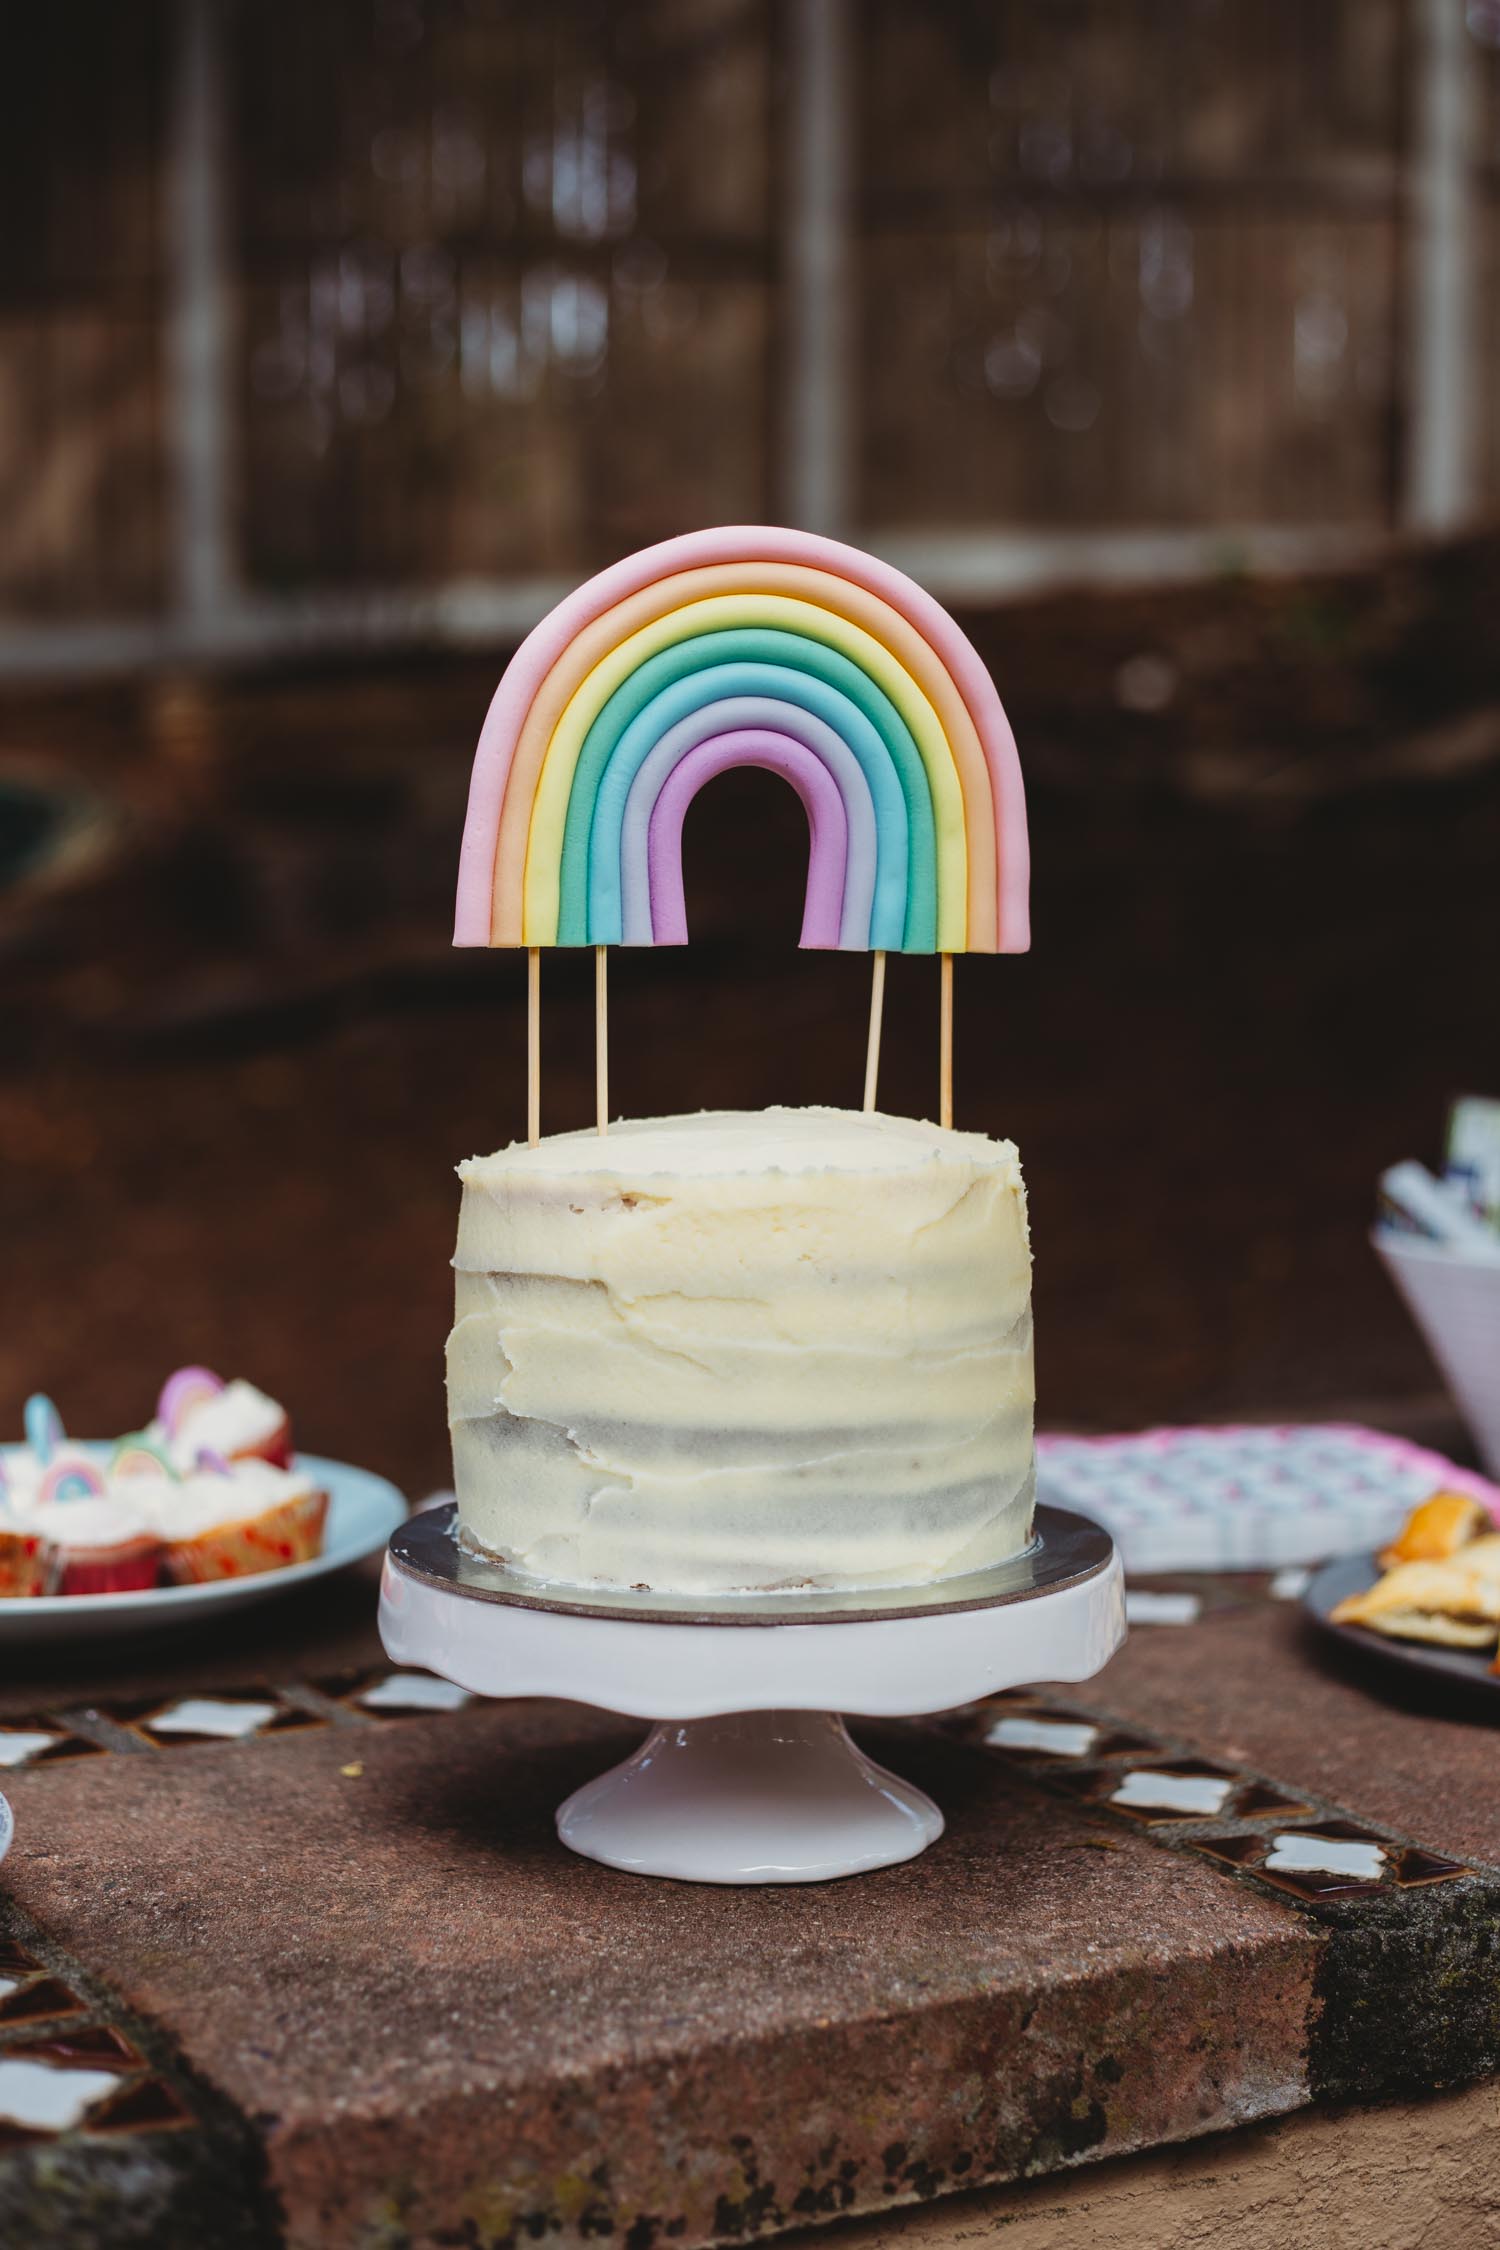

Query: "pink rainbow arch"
<box><xmin>646</xmin><ymin>731</ymin><xmax>853</xmax><ymax>950</ymax></box>
<box><xmin>455</xmin><ymin>525</ymin><xmax>1029</xmax><ymax>954</ymax></box>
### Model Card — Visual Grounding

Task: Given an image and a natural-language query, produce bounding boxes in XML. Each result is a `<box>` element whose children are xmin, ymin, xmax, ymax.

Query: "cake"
<box><xmin>447</xmin><ymin>1106</ymin><xmax>1034</xmax><ymax>1594</ymax></box>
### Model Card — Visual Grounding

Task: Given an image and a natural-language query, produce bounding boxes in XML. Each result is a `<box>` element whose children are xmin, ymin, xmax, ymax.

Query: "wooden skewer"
<box><xmin>527</xmin><ymin>947</ymin><xmax>540</xmax><ymax>1148</ymax></box>
<box><xmin>939</xmin><ymin>953</ymin><xmax>953</xmax><ymax>1130</ymax></box>
<box><xmin>863</xmin><ymin>950</ymin><xmax>886</xmax><ymax>1113</ymax></box>
<box><xmin>595</xmin><ymin>945</ymin><xmax>609</xmax><ymax>1136</ymax></box>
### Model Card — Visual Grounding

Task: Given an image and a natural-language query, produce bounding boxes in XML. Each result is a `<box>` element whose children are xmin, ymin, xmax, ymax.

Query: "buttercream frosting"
<box><xmin>7</xmin><ymin>1492</ymin><xmax>153</xmax><ymax>1552</ymax></box>
<box><xmin>150</xmin><ymin>1379</ymin><xmax>285</xmax><ymax>1471</ymax></box>
<box><xmin>144</xmin><ymin>1458</ymin><xmax>315</xmax><ymax>1542</ymax></box>
<box><xmin>448</xmin><ymin>1106</ymin><xmax>1034</xmax><ymax>1593</ymax></box>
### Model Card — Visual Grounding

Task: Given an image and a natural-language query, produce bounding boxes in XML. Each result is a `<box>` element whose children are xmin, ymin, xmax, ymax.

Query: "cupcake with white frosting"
<box><xmin>10</xmin><ymin>1489</ymin><xmax>162</xmax><ymax>1596</ymax></box>
<box><xmin>4</xmin><ymin>1399</ymin><xmax>164</xmax><ymax>1595</ymax></box>
<box><xmin>150</xmin><ymin>1368</ymin><xmax>293</xmax><ymax>1473</ymax></box>
<box><xmin>0</xmin><ymin>1454</ymin><xmax>48</xmax><ymax>1596</ymax></box>
<box><xmin>147</xmin><ymin>1457</ymin><xmax>327</xmax><ymax>1584</ymax></box>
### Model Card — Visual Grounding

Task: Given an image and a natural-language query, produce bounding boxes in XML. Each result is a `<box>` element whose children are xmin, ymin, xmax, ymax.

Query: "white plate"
<box><xmin>0</xmin><ymin>1454</ymin><xmax>406</xmax><ymax>1645</ymax></box>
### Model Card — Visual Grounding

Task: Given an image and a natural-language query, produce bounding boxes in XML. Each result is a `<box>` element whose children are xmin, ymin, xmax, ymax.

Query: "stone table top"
<box><xmin>0</xmin><ymin>1563</ymin><xmax>1497</xmax><ymax>2249</ymax></box>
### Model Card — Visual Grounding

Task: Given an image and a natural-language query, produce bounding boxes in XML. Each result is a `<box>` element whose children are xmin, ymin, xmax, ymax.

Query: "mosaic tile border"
<box><xmin>0</xmin><ymin>1931</ymin><xmax>191</xmax><ymax>2155</ymax></box>
<box><xmin>0</xmin><ymin>1895</ymin><xmax>283</xmax><ymax>2246</ymax></box>
<box><xmin>5</xmin><ymin>1657</ymin><xmax>1483</xmax><ymax>1920</ymax></box>
<box><xmin>5</xmin><ymin>1655</ymin><xmax>1484</xmax><ymax>1923</ymax></box>
<box><xmin>940</xmin><ymin>1687</ymin><xmax>1500</xmax><ymax>2101</ymax></box>
<box><xmin>952</xmin><ymin>1687</ymin><xmax>1476</xmax><ymax>1911</ymax></box>
<box><xmin>0</xmin><ymin>1668</ymin><xmax>472</xmax><ymax>1767</ymax></box>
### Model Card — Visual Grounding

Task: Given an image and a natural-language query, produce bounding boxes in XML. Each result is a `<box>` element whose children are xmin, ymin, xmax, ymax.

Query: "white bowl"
<box><xmin>1375</xmin><ymin>1230</ymin><xmax>1500</xmax><ymax>1477</ymax></box>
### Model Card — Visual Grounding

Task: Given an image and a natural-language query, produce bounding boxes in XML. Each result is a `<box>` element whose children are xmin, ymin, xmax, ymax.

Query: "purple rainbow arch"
<box><xmin>455</xmin><ymin>526</ymin><xmax>1030</xmax><ymax>955</ymax></box>
<box><xmin>640</xmin><ymin>731</ymin><xmax>859</xmax><ymax>950</ymax></box>
<box><xmin>618</xmin><ymin>703</ymin><xmax>878</xmax><ymax>949</ymax></box>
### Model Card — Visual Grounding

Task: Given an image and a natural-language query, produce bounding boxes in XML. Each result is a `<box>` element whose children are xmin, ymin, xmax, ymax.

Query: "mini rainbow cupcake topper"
<box><xmin>24</xmin><ymin>1394</ymin><xmax>64</xmax><ymax>1464</ymax></box>
<box><xmin>111</xmin><ymin>1433</ymin><xmax>176</xmax><ymax>1482</ymax></box>
<box><xmin>194</xmin><ymin>1447</ymin><xmax>232</xmax><ymax>1478</ymax></box>
<box><xmin>157</xmin><ymin>1366</ymin><xmax>224</xmax><ymax>1438</ymax></box>
<box><xmin>454</xmin><ymin>528</ymin><xmax>1030</xmax><ymax>1139</ymax></box>
<box><xmin>39</xmin><ymin>1454</ymin><xmax>107</xmax><ymax>1504</ymax></box>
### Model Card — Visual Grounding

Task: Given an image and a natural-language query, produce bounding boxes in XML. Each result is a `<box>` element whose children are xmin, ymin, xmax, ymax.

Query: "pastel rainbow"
<box><xmin>616</xmin><ymin>701</ymin><xmax>883</xmax><ymax>950</ymax></box>
<box><xmin>455</xmin><ymin>527</ymin><xmax>1028</xmax><ymax>954</ymax></box>
<box><xmin>567</xmin><ymin>641</ymin><xmax>933</xmax><ymax>951</ymax></box>
<box><xmin>641</xmin><ymin>726</ymin><xmax>869</xmax><ymax>951</ymax></box>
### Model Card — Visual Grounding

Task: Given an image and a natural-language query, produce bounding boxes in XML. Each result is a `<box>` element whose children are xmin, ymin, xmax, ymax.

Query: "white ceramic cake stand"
<box><xmin>378</xmin><ymin>1503</ymin><xmax>1124</xmax><ymax>1885</ymax></box>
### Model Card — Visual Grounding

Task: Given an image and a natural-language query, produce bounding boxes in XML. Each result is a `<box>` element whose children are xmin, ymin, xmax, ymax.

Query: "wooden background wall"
<box><xmin>1</xmin><ymin>0</ymin><xmax>1497</xmax><ymax>625</ymax></box>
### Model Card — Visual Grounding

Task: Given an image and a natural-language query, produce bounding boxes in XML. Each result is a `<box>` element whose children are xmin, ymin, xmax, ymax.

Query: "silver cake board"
<box><xmin>379</xmin><ymin>1503</ymin><xmax>1124</xmax><ymax>1885</ymax></box>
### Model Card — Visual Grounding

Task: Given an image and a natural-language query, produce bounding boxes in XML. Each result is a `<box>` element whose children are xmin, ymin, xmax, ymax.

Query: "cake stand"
<box><xmin>378</xmin><ymin>1503</ymin><xmax>1124</xmax><ymax>1885</ymax></box>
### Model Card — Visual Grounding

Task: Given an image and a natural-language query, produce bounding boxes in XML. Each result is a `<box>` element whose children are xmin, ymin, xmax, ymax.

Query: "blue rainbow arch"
<box><xmin>559</xmin><ymin>634</ymin><xmax>936</xmax><ymax>951</ymax></box>
<box><xmin>455</xmin><ymin>530</ymin><xmax>1029</xmax><ymax>955</ymax></box>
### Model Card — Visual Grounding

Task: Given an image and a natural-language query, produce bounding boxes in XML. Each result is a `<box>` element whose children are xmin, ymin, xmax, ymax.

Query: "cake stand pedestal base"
<box><xmin>379</xmin><ymin>1503</ymin><xmax>1124</xmax><ymax>1886</ymax></box>
<box><xmin>557</xmin><ymin>1710</ymin><xmax>943</xmax><ymax>1883</ymax></box>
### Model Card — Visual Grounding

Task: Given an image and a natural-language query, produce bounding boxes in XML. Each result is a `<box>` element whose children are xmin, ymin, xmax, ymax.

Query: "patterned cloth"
<box><xmin>1036</xmin><ymin>1423</ymin><xmax>1500</xmax><ymax>1574</ymax></box>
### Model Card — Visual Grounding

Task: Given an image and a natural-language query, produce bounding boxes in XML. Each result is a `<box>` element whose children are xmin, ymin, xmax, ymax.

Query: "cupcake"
<box><xmin>0</xmin><ymin>1532</ymin><xmax>47</xmax><ymax>1597</ymax></box>
<box><xmin>18</xmin><ymin>1492</ymin><xmax>163</xmax><ymax>1597</ymax></box>
<box><xmin>148</xmin><ymin>1458</ymin><xmax>328</xmax><ymax>1585</ymax></box>
<box><xmin>0</xmin><ymin>1474</ymin><xmax>48</xmax><ymax>1596</ymax></box>
<box><xmin>0</xmin><ymin>1446</ymin><xmax>45</xmax><ymax>1593</ymax></box>
<box><xmin>6</xmin><ymin>1398</ymin><xmax>163</xmax><ymax>1595</ymax></box>
<box><xmin>152</xmin><ymin>1368</ymin><xmax>293</xmax><ymax>1472</ymax></box>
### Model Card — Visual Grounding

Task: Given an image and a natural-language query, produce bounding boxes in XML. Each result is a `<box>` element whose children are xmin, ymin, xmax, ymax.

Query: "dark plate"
<box><xmin>388</xmin><ymin>1502</ymin><xmax>1115</xmax><ymax>1627</ymax></box>
<box><xmin>1305</xmin><ymin>1552</ymin><xmax>1500</xmax><ymax>1704</ymax></box>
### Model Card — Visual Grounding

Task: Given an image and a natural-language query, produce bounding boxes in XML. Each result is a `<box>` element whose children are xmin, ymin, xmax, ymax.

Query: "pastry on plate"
<box><xmin>1334</xmin><ymin>1488</ymin><xmax>1500</xmax><ymax>1652</ymax></box>
<box><xmin>1378</xmin><ymin>1490</ymin><xmax>1488</xmax><ymax>1570</ymax></box>
<box><xmin>1331</xmin><ymin>1558</ymin><xmax>1500</xmax><ymax>1648</ymax></box>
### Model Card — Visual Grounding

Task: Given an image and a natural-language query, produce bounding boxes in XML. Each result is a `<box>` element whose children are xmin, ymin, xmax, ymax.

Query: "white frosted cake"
<box><xmin>446</xmin><ymin>1106</ymin><xmax>1034</xmax><ymax>1594</ymax></box>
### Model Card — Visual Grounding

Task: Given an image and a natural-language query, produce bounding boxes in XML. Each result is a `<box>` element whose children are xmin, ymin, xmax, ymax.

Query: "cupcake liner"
<box><xmin>50</xmin><ymin>1537</ymin><xmax>164</xmax><ymax>1598</ymax></box>
<box><xmin>227</xmin><ymin>1415</ymin><xmax>294</xmax><ymax>1472</ymax></box>
<box><xmin>160</xmin><ymin>1488</ymin><xmax>327</xmax><ymax>1584</ymax></box>
<box><xmin>0</xmin><ymin>1529</ymin><xmax>49</xmax><ymax>1598</ymax></box>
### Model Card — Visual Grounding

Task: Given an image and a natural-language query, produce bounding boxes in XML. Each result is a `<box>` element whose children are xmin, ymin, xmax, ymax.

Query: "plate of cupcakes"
<box><xmin>0</xmin><ymin>1367</ymin><xmax>406</xmax><ymax>1644</ymax></box>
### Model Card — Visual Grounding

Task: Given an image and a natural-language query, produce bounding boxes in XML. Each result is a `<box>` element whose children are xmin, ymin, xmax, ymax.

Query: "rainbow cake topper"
<box><xmin>454</xmin><ymin>527</ymin><xmax>1029</xmax><ymax>1135</ymax></box>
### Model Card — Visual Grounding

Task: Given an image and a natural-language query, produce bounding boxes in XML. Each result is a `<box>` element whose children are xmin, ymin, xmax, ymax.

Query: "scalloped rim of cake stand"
<box><xmin>377</xmin><ymin>1506</ymin><xmax>1125</xmax><ymax>1884</ymax></box>
<box><xmin>378</xmin><ymin>1502</ymin><xmax>1123</xmax><ymax>1718</ymax></box>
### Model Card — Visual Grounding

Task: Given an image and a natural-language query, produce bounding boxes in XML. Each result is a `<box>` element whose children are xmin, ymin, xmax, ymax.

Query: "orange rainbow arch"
<box><xmin>454</xmin><ymin>527</ymin><xmax>1028</xmax><ymax>956</ymax></box>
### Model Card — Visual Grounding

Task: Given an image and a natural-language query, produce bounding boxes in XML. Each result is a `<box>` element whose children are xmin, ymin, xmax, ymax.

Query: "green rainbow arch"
<box><xmin>557</xmin><ymin>633</ymin><xmax>938</xmax><ymax>952</ymax></box>
<box><xmin>522</xmin><ymin>592</ymin><xmax>969</xmax><ymax>952</ymax></box>
<box><xmin>454</xmin><ymin>529</ymin><xmax>1030</xmax><ymax>956</ymax></box>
